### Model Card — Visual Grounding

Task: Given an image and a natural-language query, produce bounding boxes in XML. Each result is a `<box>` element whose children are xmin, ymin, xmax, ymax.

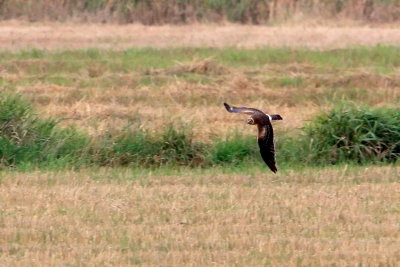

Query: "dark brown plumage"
<box><xmin>223</xmin><ymin>102</ymin><xmax>282</xmax><ymax>173</ymax></box>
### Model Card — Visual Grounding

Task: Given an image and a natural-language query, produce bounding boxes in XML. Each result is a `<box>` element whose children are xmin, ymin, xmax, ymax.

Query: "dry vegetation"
<box><xmin>13</xmin><ymin>71</ymin><xmax>321</xmax><ymax>139</ymax></box>
<box><xmin>0</xmin><ymin>166</ymin><xmax>399</xmax><ymax>266</ymax></box>
<box><xmin>2</xmin><ymin>22</ymin><xmax>400</xmax><ymax>50</ymax></box>
<box><xmin>5</xmin><ymin>53</ymin><xmax>399</xmax><ymax>140</ymax></box>
<box><xmin>1</xmin><ymin>23</ymin><xmax>398</xmax><ymax>139</ymax></box>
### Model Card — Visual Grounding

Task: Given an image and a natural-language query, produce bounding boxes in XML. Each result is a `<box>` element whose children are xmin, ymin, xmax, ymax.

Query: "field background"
<box><xmin>1</xmin><ymin>0</ymin><xmax>400</xmax><ymax>24</ymax></box>
<box><xmin>1</xmin><ymin>2</ymin><xmax>400</xmax><ymax>266</ymax></box>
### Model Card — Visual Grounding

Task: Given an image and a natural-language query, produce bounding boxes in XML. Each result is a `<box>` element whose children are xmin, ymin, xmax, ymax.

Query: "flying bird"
<box><xmin>223</xmin><ymin>102</ymin><xmax>282</xmax><ymax>173</ymax></box>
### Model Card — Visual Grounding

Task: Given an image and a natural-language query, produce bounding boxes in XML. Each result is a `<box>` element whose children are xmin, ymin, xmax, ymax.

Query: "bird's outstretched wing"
<box><xmin>224</xmin><ymin>103</ymin><xmax>263</xmax><ymax>115</ymax></box>
<box><xmin>224</xmin><ymin>102</ymin><xmax>280</xmax><ymax>173</ymax></box>
<box><xmin>224</xmin><ymin>103</ymin><xmax>283</xmax><ymax>121</ymax></box>
<box><xmin>257</xmin><ymin>123</ymin><xmax>277</xmax><ymax>173</ymax></box>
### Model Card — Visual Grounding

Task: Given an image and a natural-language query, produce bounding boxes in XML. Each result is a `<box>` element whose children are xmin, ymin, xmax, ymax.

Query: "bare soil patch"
<box><xmin>2</xmin><ymin>21</ymin><xmax>400</xmax><ymax>50</ymax></box>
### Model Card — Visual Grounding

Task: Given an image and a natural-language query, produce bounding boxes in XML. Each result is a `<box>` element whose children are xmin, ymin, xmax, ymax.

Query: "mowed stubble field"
<box><xmin>0</xmin><ymin>167</ymin><xmax>399</xmax><ymax>266</ymax></box>
<box><xmin>0</xmin><ymin>23</ymin><xmax>400</xmax><ymax>266</ymax></box>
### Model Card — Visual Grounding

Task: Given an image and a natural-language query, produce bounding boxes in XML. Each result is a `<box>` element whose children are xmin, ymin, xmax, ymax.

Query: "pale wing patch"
<box><xmin>238</xmin><ymin>110</ymin><xmax>256</xmax><ymax>115</ymax></box>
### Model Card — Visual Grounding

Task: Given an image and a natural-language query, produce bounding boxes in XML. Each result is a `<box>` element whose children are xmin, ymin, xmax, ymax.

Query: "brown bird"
<box><xmin>224</xmin><ymin>102</ymin><xmax>282</xmax><ymax>173</ymax></box>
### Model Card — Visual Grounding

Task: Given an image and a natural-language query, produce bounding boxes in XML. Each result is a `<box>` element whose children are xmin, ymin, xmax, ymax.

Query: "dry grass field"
<box><xmin>1</xmin><ymin>22</ymin><xmax>400</xmax><ymax>50</ymax></box>
<box><xmin>1</xmin><ymin>22</ymin><xmax>400</xmax><ymax>266</ymax></box>
<box><xmin>3</xmin><ymin>47</ymin><xmax>400</xmax><ymax>140</ymax></box>
<box><xmin>0</xmin><ymin>166</ymin><xmax>399</xmax><ymax>266</ymax></box>
<box><xmin>1</xmin><ymin>22</ymin><xmax>400</xmax><ymax>139</ymax></box>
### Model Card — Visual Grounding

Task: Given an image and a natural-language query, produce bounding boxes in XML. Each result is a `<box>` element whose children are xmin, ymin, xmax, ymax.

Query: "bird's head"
<box><xmin>246</xmin><ymin>117</ymin><xmax>255</xmax><ymax>125</ymax></box>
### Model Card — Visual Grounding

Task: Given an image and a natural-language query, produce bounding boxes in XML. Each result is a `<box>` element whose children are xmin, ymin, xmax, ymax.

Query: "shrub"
<box><xmin>210</xmin><ymin>133</ymin><xmax>258</xmax><ymax>165</ymax></box>
<box><xmin>0</xmin><ymin>93</ymin><xmax>90</xmax><ymax>167</ymax></box>
<box><xmin>275</xmin><ymin>132</ymin><xmax>309</xmax><ymax>168</ymax></box>
<box><xmin>106</xmin><ymin>124</ymin><xmax>209</xmax><ymax>167</ymax></box>
<box><xmin>303</xmin><ymin>104</ymin><xmax>400</xmax><ymax>164</ymax></box>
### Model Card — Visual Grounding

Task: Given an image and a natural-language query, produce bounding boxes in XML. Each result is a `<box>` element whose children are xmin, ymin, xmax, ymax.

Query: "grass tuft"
<box><xmin>211</xmin><ymin>133</ymin><xmax>258</xmax><ymax>166</ymax></box>
<box><xmin>100</xmin><ymin>123</ymin><xmax>209</xmax><ymax>168</ymax></box>
<box><xmin>303</xmin><ymin>103</ymin><xmax>400</xmax><ymax>165</ymax></box>
<box><xmin>0</xmin><ymin>93</ymin><xmax>90</xmax><ymax>167</ymax></box>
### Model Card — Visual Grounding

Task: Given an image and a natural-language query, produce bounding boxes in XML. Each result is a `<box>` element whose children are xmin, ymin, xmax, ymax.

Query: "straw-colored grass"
<box><xmin>5</xmin><ymin>49</ymin><xmax>398</xmax><ymax>140</ymax></box>
<box><xmin>2</xmin><ymin>22</ymin><xmax>400</xmax><ymax>51</ymax></box>
<box><xmin>14</xmin><ymin>83</ymin><xmax>321</xmax><ymax>139</ymax></box>
<box><xmin>0</xmin><ymin>166</ymin><xmax>399</xmax><ymax>266</ymax></box>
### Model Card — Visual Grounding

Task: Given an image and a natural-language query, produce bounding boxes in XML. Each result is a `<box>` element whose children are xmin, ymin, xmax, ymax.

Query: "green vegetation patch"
<box><xmin>0</xmin><ymin>93</ymin><xmax>90</xmax><ymax>167</ymax></box>
<box><xmin>303</xmin><ymin>104</ymin><xmax>400</xmax><ymax>165</ymax></box>
<box><xmin>211</xmin><ymin>133</ymin><xmax>258</xmax><ymax>165</ymax></box>
<box><xmin>100</xmin><ymin>124</ymin><xmax>209</xmax><ymax>168</ymax></box>
<box><xmin>2</xmin><ymin>46</ymin><xmax>400</xmax><ymax>72</ymax></box>
<box><xmin>0</xmin><ymin>92</ymin><xmax>398</xmax><ymax>170</ymax></box>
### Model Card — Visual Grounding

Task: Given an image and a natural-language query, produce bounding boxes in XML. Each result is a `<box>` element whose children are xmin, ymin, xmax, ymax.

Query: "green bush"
<box><xmin>0</xmin><ymin>93</ymin><xmax>90</xmax><ymax>167</ymax></box>
<box><xmin>105</xmin><ymin>124</ymin><xmax>209</xmax><ymax>167</ymax></box>
<box><xmin>275</xmin><ymin>132</ymin><xmax>309</xmax><ymax>168</ymax></box>
<box><xmin>1</xmin><ymin>92</ymin><xmax>398</xmax><ymax>170</ymax></box>
<box><xmin>210</xmin><ymin>133</ymin><xmax>258</xmax><ymax>165</ymax></box>
<box><xmin>303</xmin><ymin>104</ymin><xmax>400</xmax><ymax>164</ymax></box>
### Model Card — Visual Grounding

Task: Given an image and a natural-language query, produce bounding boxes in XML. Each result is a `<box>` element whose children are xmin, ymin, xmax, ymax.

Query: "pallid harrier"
<box><xmin>224</xmin><ymin>103</ymin><xmax>282</xmax><ymax>173</ymax></box>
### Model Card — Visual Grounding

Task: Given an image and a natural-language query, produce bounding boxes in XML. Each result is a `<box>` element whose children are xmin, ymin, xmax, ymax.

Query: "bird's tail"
<box><xmin>270</xmin><ymin>114</ymin><xmax>283</xmax><ymax>120</ymax></box>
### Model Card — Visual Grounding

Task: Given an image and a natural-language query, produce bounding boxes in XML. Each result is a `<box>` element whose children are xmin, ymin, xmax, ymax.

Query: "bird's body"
<box><xmin>223</xmin><ymin>103</ymin><xmax>282</xmax><ymax>173</ymax></box>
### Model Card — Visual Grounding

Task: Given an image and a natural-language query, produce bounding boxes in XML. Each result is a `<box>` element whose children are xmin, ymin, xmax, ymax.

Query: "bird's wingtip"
<box><xmin>223</xmin><ymin>102</ymin><xmax>231</xmax><ymax>111</ymax></box>
<box><xmin>270</xmin><ymin>168</ymin><xmax>277</xmax><ymax>173</ymax></box>
<box><xmin>267</xmin><ymin>164</ymin><xmax>278</xmax><ymax>173</ymax></box>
